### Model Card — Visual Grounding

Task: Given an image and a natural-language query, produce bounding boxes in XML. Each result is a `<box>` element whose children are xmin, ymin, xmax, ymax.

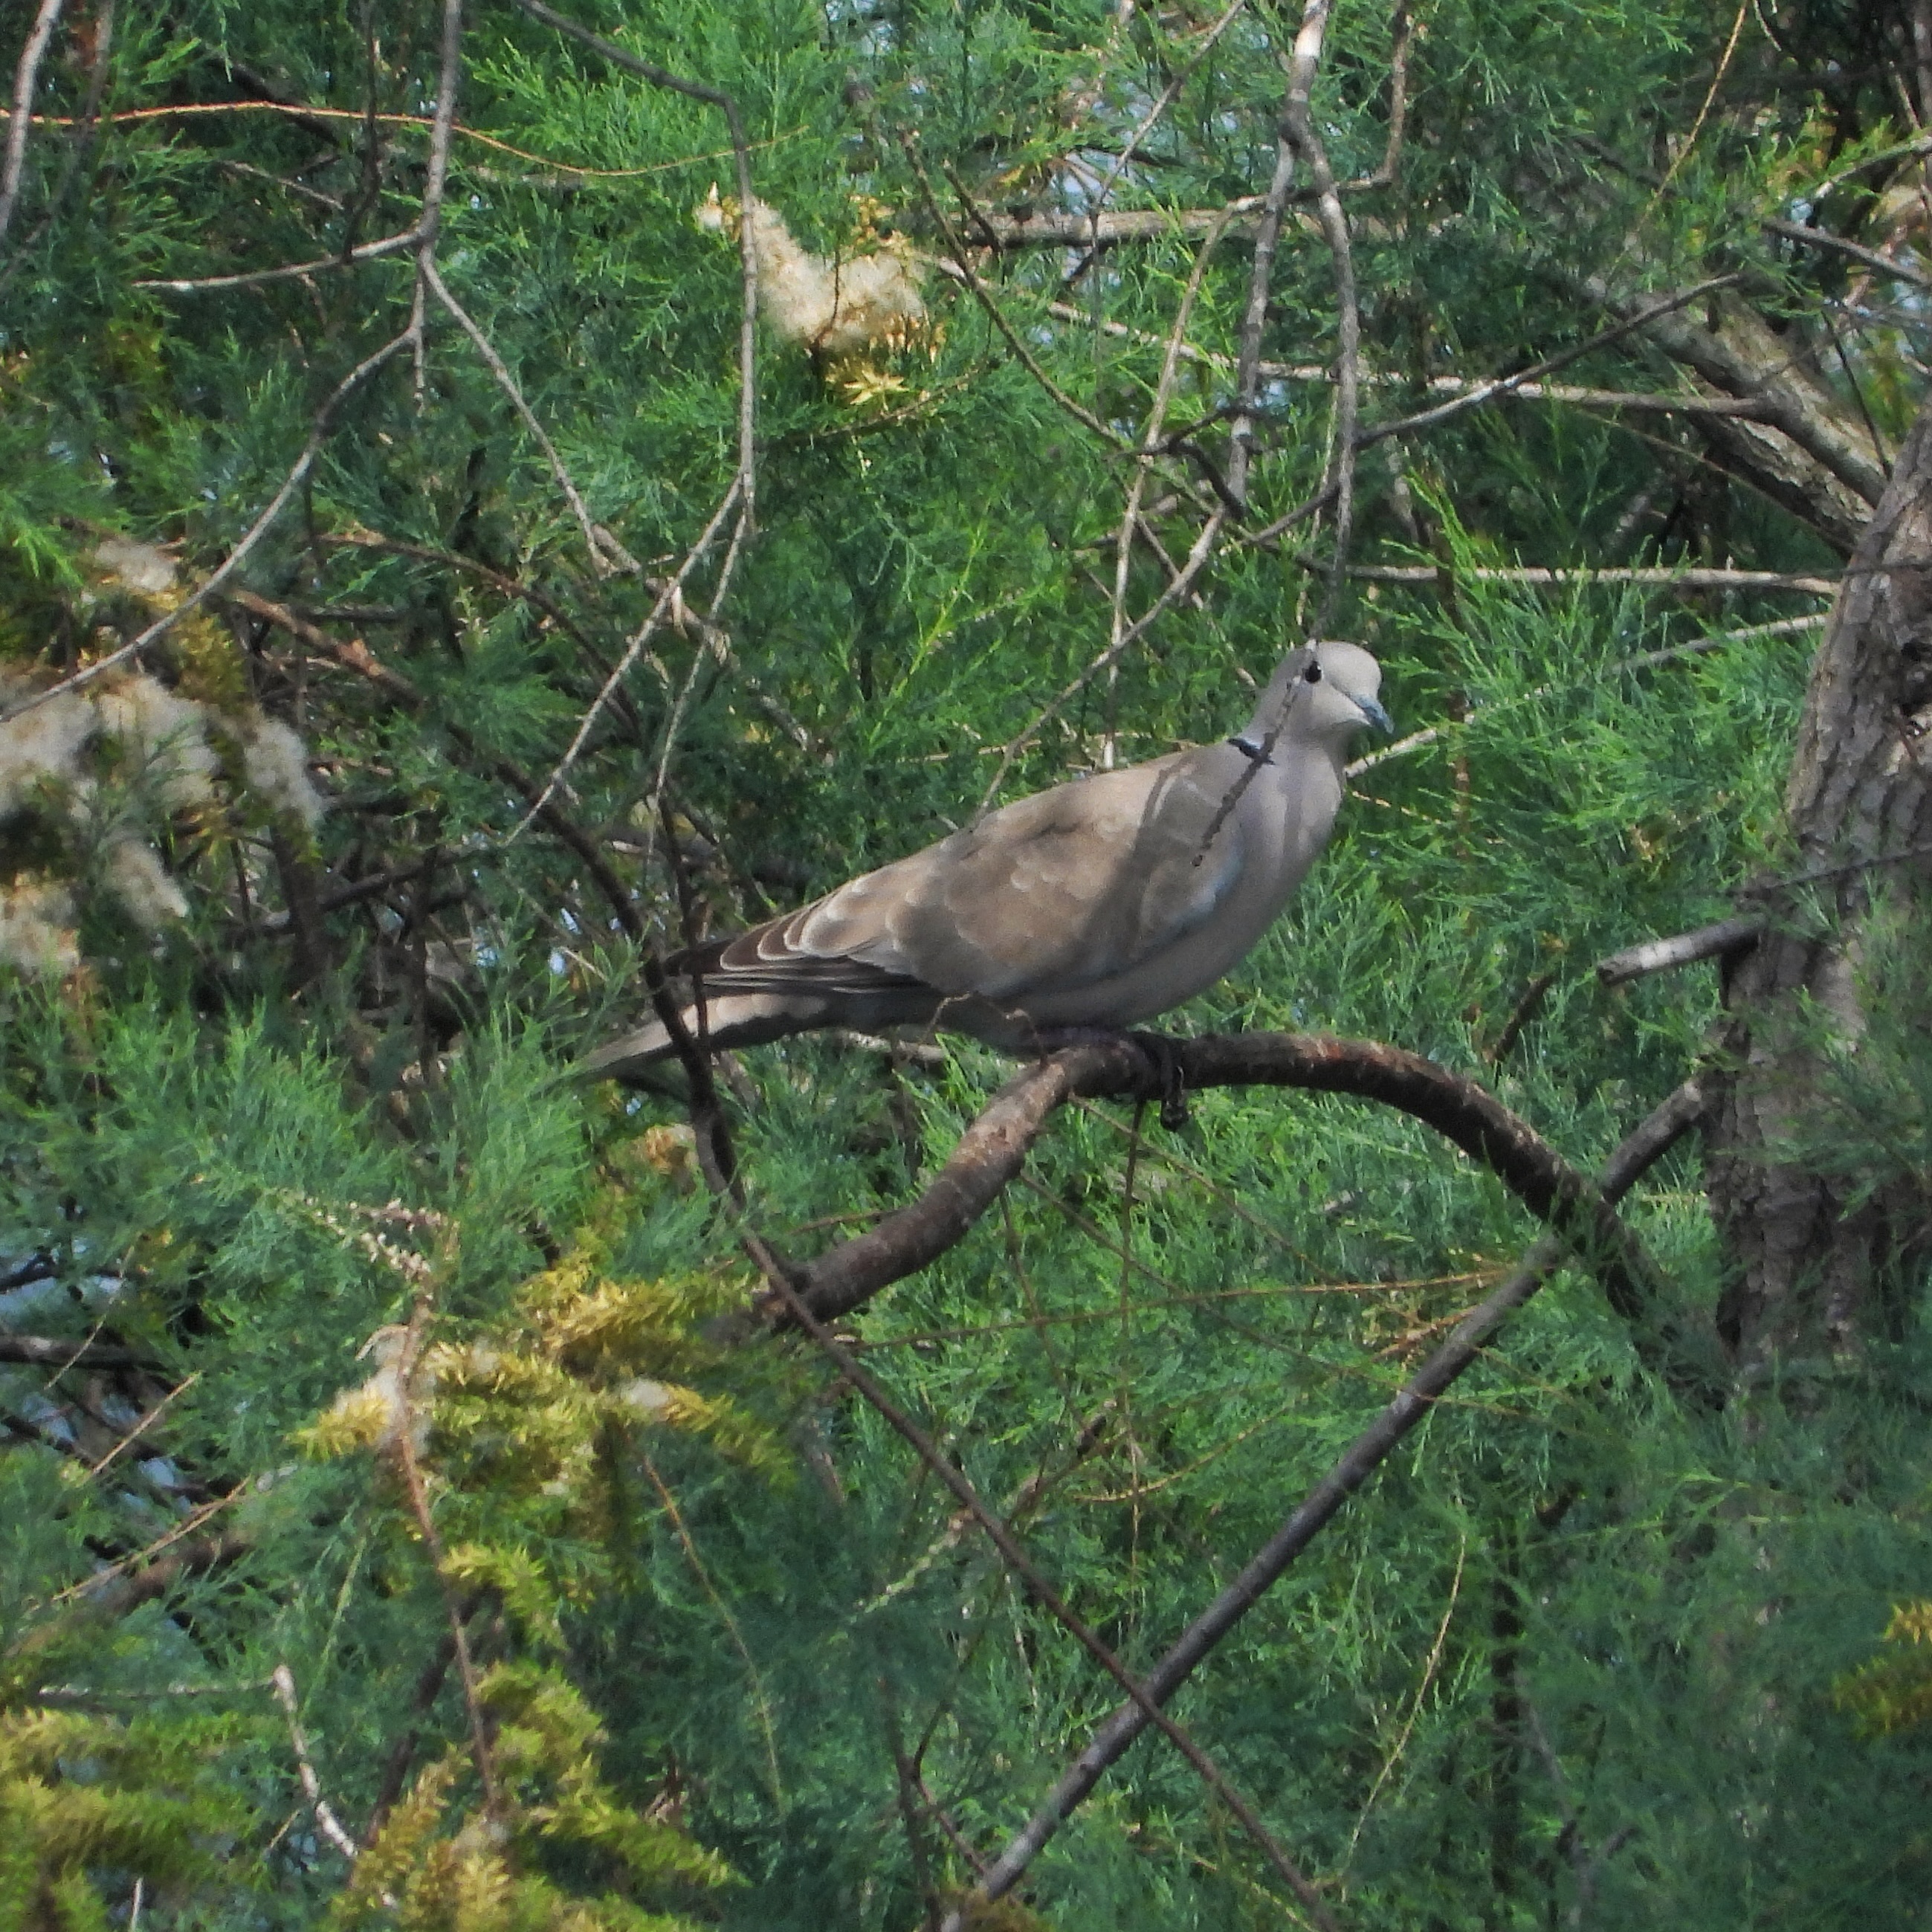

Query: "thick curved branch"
<box><xmin>776</xmin><ymin>1033</ymin><xmax>1667</xmax><ymax>1330</ymax></box>
<box><xmin>1577</xmin><ymin>273</ymin><xmax>1887</xmax><ymax>514</ymax></box>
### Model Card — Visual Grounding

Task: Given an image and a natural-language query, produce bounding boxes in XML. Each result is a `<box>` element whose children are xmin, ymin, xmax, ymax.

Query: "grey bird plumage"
<box><xmin>589</xmin><ymin>642</ymin><xmax>1389</xmax><ymax>1079</ymax></box>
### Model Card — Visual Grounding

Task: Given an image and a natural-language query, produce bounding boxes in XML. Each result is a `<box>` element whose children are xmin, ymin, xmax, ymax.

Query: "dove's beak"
<box><xmin>1354</xmin><ymin>694</ymin><xmax>1395</xmax><ymax>735</ymax></box>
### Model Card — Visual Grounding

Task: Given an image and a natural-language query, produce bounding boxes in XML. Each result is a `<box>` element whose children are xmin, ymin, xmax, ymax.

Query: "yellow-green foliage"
<box><xmin>1836</xmin><ymin>1601</ymin><xmax>1932</xmax><ymax>1738</ymax></box>
<box><xmin>300</xmin><ymin>1204</ymin><xmax>773</xmax><ymax>1926</ymax></box>
<box><xmin>327</xmin><ymin>1665</ymin><xmax>731</xmax><ymax>1932</ymax></box>
<box><xmin>0</xmin><ymin>1707</ymin><xmax>250</xmax><ymax>1932</ymax></box>
<box><xmin>427</xmin><ymin>1227</ymin><xmax>792</xmax><ymax>1505</ymax></box>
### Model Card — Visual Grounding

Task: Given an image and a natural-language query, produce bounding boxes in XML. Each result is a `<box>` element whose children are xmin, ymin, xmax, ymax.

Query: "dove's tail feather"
<box><xmin>584</xmin><ymin>994</ymin><xmax>842</xmax><ymax>1079</ymax></box>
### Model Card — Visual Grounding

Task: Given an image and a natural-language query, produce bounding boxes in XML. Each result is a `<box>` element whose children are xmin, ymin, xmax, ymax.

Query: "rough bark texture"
<box><xmin>1705</xmin><ymin>401</ymin><xmax>1932</xmax><ymax>1373</ymax></box>
<box><xmin>1579</xmin><ymin>276</ymin><xmax>1881</xmax><ymax>555</ymax></box>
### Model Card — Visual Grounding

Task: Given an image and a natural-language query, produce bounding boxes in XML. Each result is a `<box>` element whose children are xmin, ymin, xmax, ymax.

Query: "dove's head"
<box><xmin>1244</xmin><ymin>641</ymin><xmax>1391</xmax><ymax>749</ymax></box>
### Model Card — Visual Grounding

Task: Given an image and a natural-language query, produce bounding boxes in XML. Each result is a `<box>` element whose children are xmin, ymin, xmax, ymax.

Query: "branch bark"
<box><xmin>770</xmin><ymin>1033</ymin><xmax>1672</xmax><ymax>1340</ymax></box>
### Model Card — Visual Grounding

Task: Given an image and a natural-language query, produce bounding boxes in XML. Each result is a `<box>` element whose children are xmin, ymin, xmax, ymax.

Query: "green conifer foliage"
<box><xmin>1</xmin><ymin>0</ymin><xmax>1929</xmax><ymax>1925</ymax></box>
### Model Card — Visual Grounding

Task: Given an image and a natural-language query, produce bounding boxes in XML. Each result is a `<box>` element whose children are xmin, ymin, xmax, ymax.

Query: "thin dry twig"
<box><xmin>0</xmin><ymin>331</ymin><xmax>410</xmax><ymax>723</ymax></box>
<box><xmin>1189</xmin><ymin>0</ymin><xmax>1355</xmax><ymax>854</ymax></box>
<box><xmin>1764</xmin><ymin>214</ymin><xmax>1932</xmax><ymax>294</ymax></box>
<box><xmin>1038</xmin><ymin>309</ymin><xmax>1784</xmax><ymax>418</ymax></box>
<box><xmin>1366</xmin><ymin>3</ymin><xmax>1412</xmax><ymax>187</ymax></box>
<box><xmin>975</xmin><ymin>505</ymin><xmax>1227</xmax><ymax>812</ymax></box>
<box><xmin>511</xmin><ymin>476</ymin><xmax>743</xmax><ymax>836</ymax></box>
<box><xmin>1086</xmin><ymin>0</ymin><xmax>1250</xmax><ymax>224</ymax></box>
<box><xmin>1351</xmin><ymin>275</ymin><xmax>1747</xmax><ymax>456</ymax></box>
<box><xmin>0</xmin><ymin>0</ymin><xmax>64</xmax><ymax>247</ymax></box>
<box><xmin>406</xmin><ymin>0</ymin><xmax>465</xmax><ymax>404</ymax></box>
<box><xmin>1104</xmin><ymin>211</ymin><xmax>1238</xmax><ymax>764</ymax></box>
<box><xmin>1340</xmin><ymin>563</ymin><xmax>1835</xmax><ymax>593</ymax></box>
<box><xmin>1280</xmin><ymin>0</ymin><xmax>1358</xmax><ymax>641</ymax></box>
<box><xmin>134</xmin><ymin>227</ymin><xmax>419</xmax><ymax>294</ymax></box>
<box><xmin>637</xmin><ymin>1452</ymin><xmax>784</xmax><ymax>1806</ymax></box>
<box><xmin>1340</xmin><ymin>1534</ymin><xmax>1467</xmax><ymax>1874</ymax></box>
<box><xmin>499</xmin><ymin>0</ymin><xmax>760</xmax><ymax>835</ymax></box>
<box><xmin>0</xmin><ymin>0</ymin><xmax>111</xmax><ymax>291</ymax></box>
<box><xmin>389</xmin><ymin>1302</ymin><xmax>500</xmax><ymax>1818</ymax></box>
<box><xmin>87</xmin><ymin>1372</ymin><xmax>201</xmax><ymax>1479</ymax></box>
<box><xmin>271</xmin><ymin>1663</ymin><xmax>362</xmax><ymax>1863</ymax></box>
<box><xmin>1343</xmin><ymin>612</ymin><xmax>1832</xmax><ymax>779</ymax></box>
<box><xmin>418</xmin><ymin>255</ymin><xmax>639</xmax><ymax>572</ymax></box>
<box><xmin>911</xmin><ymin>147</ymin><xmax>1125</xmax><ymax>450</ymax></box>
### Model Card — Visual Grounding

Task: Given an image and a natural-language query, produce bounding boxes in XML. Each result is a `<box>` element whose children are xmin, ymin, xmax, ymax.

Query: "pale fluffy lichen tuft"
<box><xmin>702</xmin><ymin>189</ymin><xmax>928</xmax><ymax>361</ymax></box>
<box><xmin>91</xmin><ymin>536</ymin><xmax>178</xmax><ymax>598</ymax></box>
<box><xmin>0</xmin><ymin>879</ymin><xmax>78</xmax><ymax>976</ymax></box>
<box><xmin>95</xmin><ymin>674</ymin><xmax>219</xmax><ymax>808</ymax></box>
<box><xmin>240</xmin><ymin>717</ymin><xmax>326</xmax><ymax>829</ymax></box>
<box><xmin>0</xmin><ymin>665</ymin><xmax>327</xmax><ymax>966</ymax></box>
<box><xmin>104</xmin><ymin>836</ymin><xmax>190</xmax><ymax>928</ymax></box>
<box><xmin>0</xmin><ymin>687</ymin><xmax>97</xmax><ymax>818</ymax></box>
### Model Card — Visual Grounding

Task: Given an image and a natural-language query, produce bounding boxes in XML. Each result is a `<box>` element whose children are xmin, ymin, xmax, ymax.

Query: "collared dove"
<box><xmin>589</xmin><ymin>641</ymin><xmax>1389</xmax><ymax>1077</ymax></box>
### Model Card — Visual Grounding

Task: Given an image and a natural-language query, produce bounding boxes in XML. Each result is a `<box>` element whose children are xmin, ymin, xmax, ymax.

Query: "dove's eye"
<box><xmin>1304</xmin><ymin>664</ymin><xmax>1322</xmax><ymax>683</ymax></box>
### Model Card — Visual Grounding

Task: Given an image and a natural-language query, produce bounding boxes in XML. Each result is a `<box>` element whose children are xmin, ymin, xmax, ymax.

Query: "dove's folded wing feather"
<box><xmin>761</xmin><ymin>749</ymin><xmax>1247</xmax><ymax>999</ymax></box>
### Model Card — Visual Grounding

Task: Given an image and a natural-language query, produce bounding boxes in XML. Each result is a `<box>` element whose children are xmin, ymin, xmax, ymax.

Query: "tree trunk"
<box><xmin>1705</xmin><ymin>401</ymin><xmax>1932</xmax><ymax>1374</ymax></box>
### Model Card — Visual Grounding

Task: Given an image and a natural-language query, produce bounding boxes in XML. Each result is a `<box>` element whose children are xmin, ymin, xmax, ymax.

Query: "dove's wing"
<box><xmin>735</xmin><ymin>746</ymin><xmax>1250</xmax><ymax>1001</ymax></box>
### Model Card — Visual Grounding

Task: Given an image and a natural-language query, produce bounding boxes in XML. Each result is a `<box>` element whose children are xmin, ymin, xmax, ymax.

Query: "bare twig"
<box><xmin>1340</xmin><ymin>1534</ymin><xmax>1465</xmax><ymax>1873</ymax></box>
<box><xmin>1488</xmin><ymin>972</ymin><xmax>1557</xmax><ymax>1064</ymax></box>
<box><xmin>0</xmin><ymin>331</ymin><xmax>410</xmax><ymax>721</ymax></box>
<box><xmin>961</xmin><ymin>1076</ymin><xmax>1706</xmax><ymax>1910</ymax></box>
<box><xmin>271</xmin><ymin>1664</ymin><xmax>361</xmax><ymax>1863</ymax></box>
<box><xmin>1763</xmin><ymin>215</ymin><xmax>1932</xmax><ymax>294</ymax></box>
<box><xmin>1104</xmin><ymin>213</ymin><xmax>1237</xmax><ymax>764</ymax></box>
<box><xmin>28</xmin><ymin>94</ymin><xmax>793</xmax><ymax>178</ymax></box>
<box><xmin>88</xmin><ymin>1371</ymin><xmax>200</xmax><ymax>1479</ymax></box>
<box><xmin>1279</xmin><ymin>0</ymin><xmax>1358</xmax><ymax>641</ymax></box>
<box><xmin>1186</xmin><ymin>0</ymin><xmax>1354</xmax><ymax>856</ymax></box>
<box><xmin>975</xmin><ymin>503</ymin><xmax>1227</xmax><ymax>812</ymax></box>
<box><xmin>1338</xmin><ymin>563</ymin><xmax>1836</xmax><ymax>595</ymax></box>
<box><xmin>390</xmin><ymin>1302</ymin><xmax>500</xmax><ymax>1818</ymax></box>
<box><xmin>1595</xmin><ymin>914</ymin><xmax>1764</xmax><ymax>986</ymax></box>
<box><xmin>419</xmin><ymin>255</ymin><xmax>639</xmax><ymax>572</ymax></box>
<box><xmin>134</xmin><ymin>227</ymin><xmax>419</xmax><ymax>294</ymax></box>
<box><xmin>407</xmin><ymin>0</ymin><xmax>465</xmax><ymax>403</ymax></box>
<box><xmin>511</xmin><ymin>475</ymin><xmax>743</xmax><ymax>836</ymax></box>
<box><xmin>0</xmin><ymin>0</ymin><xmax>112</xmax><ymax>292</ymax></box>
<box><xmin>1042</xmin><ymin>309</ymin><xmax>1776</xmax><ymax>421</ymax></box>
<box><xmin>1344</xmin><ymin>612</ymin><xmax>1832</xmax><ymax>779</ymax></box>
<box><xmin>1224</xmin><ymin>82</ymin><xmax>1299</xmax><ymax>503</ymax></box>
<box><xmin>359</xmin><ymin>1604</ymin><xmax>479</xmax><ymax>1847</ymax></box>
<box><xmin>501</xmin><ymin>0</ymin><xmax>758</xmax><ymax>523</ymax></box>
<box><xmin>1085</xmin><ymin>0</ymin><xmax>1250</xmax><ymax>227</ymax></box>
<box><xmin>1355</xmin><ymin>276</ymin><xmax>1746</xmax><ymax>454</ymax></box>
<box><xmin>0</xmin><ymin>0</ymin><xmax>64</xmax><ymax>248</ymax></box>
<box><xmin>499</xmin><ymin>0</ymin><xmax>760</xmax><ymax>824</ymax></box>
<box><xmin>909</xmin><ymin>149</ymin><xmax>1125</xmax><ymax>449</ymax></box>
<box><xmin>638</xmin><ymin>1452</ymin><xmax>785</xmax><ymax>1806</ymax></box>
<box><xmin>1365</xmin><ymin>4</ymin><xmax>1412</xmax><ymax>188</ymax></box>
